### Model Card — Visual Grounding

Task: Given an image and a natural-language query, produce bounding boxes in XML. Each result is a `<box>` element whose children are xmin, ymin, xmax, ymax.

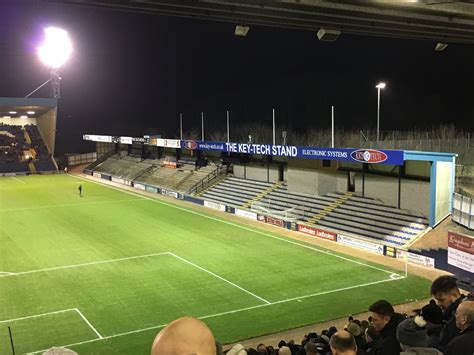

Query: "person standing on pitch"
<box><xmin>78</xmin><ymin>184</ymin><xmax>82</xmax><ymax>197</ymax></box>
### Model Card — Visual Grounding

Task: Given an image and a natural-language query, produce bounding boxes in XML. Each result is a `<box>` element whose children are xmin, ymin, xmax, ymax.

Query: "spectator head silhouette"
<box><xmin>396</xmin><ymin>318</ymin><xmax>428</xmax><ymax>349</ymax></box>
<box><xmin>329</xmin><ymin>330</ymin><xmax>357</xmax><ymax>355</ymax></box>
<box><xmin>455</xmin><ymin>300</ymin><xmax>474</xmax><ymax>331</ymax></box>
<box><xmin>369</xmin><ymin>300</ymin><xmax>395</xmax><ymax>332</ymax></box>
<box><xmin>151</xmin><ymin>316</ymin><xmax>216</xmax><ymax>355</ymax></box>
<box><xmin>430</xmin><ymin>275</ymin><xmax>461</xmax><ymax>311</ymax></box>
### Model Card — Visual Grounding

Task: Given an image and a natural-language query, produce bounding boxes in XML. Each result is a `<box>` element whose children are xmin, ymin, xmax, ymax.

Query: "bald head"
<box><xmin>151</xmin><ymin>317</ymin><xmax>216</xmax><ymax>355</ymax></box>
<box><xmin>329</xmin><ymin>330</ymin><xmax>357</xmax><ymax>355</ymax></box>
<box><xmin>455</xmin><ymin>300</ymin><xmax>474</xmax><ymax>332</ymax></box>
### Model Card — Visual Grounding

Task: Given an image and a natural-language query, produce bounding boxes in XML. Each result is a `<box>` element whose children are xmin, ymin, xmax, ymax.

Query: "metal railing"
<box><xmin>83</xmin><ymin>150</ymin><xmax>116</xmax><ymax>174</ymax></box>
<box><xmin>186</xmin><ymin>164</ymin><xmax>227</xmax><ymax>195</ymax></box>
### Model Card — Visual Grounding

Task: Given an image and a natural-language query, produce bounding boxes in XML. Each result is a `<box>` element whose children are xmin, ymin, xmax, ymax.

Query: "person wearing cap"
<box><xmin>445</xmin><ymin>300</ymin><xmax>474</xmax><ymax>355</ymax></box>
<box><xmin>396</xmin><ymin>317</ymin><xmax>442</xmax><ymax>355</ymax></box>
<box><xmin>430</xmin><ymin>275</ymin><xmax>465</xmax><ymax>349</ymax></box>
<box><xmin>368</xmin><ymin>300</ymin><xmax>404</xmax><ymax>355</ymax></box>
<box><xmin>346</xmin><ymin>321</ymin><xmax>366</xmax><ymax>351</ymax></box>
<box><xmin>419</xmin><ymin>302</ymin><xmax>443</xmax><ymax>351</ymax></box>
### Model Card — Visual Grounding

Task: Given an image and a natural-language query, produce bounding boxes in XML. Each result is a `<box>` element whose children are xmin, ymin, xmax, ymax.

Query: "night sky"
<box><xmin>1</xmin><ymin>0</ymin><xmax>473</xmax><ymax>154</ymax></box>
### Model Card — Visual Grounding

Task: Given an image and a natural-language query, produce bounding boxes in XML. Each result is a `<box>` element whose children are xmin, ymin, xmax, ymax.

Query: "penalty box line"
<box><xmin>0</xmin><ymin>308</ymin><xmax>102</xmax><ymax>339</ymax></box>
<box><xmin>0</xmin><ymin>251</ymin><xmax>269</xmax><ymax>305</ymax></box>
<box><xmin>71</xmin><ymin>174</ymin><xmax>399</xmax><ymax>277</ymax></box>
<box><xmin>0</xmin><ymin>252</ymin><xmax>171</xmax><ymax>278</ymax></box>
<box><xmin>28</xmin><ymin>275</ymin><xmax>405</xmax><ymax>354</ymax></box>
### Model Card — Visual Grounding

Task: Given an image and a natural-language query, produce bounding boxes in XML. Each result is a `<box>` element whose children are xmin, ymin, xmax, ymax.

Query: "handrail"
<box><xmin>84</xmin><ymin>150</ymin><xmax>116</xmax><ymax>171</ymax></box>
<box><xmin>186</xmin><ymin>164</ymin><xmax>227</xmax><ymax>195</ymax></box>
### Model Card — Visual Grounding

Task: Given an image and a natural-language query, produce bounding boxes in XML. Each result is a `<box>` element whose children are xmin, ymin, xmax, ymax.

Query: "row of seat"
<box><xmin>199</xmin><ymin>176</ymin><xmax>429</xmax><ymax>247</ymax></box>
<box><xmin>93</xmin><ymin>155</ymin><xmax>220</xmax><ymax>193</ymax></box>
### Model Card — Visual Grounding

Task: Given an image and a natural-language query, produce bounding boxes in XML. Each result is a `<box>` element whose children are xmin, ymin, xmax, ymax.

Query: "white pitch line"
<box><xmin>74</xmin><ymin>308</ymin><xmax>103</xmax><ymax>339</ymax></box>
<box><xmin>0</xmin><ymin>198</ymin><xmax>145</xmax><ymax>213</ymax></box>
<box><xmin>10</xmin><ymin>176</ymin><xmax>26</xmax><ymax>184</ymax></box>
<box><xmin>0</xmin><ymin>252</ymin><xmax>170</xmax><ymax>278</ymax></box>
<box><xmin>0</xmin><ymin>308</ymin><xmax>76</xmax><ymax>324</ymax></box>
<box><xmin>169</xmin><ymin>252</ymin><xmax>271</xmax><ymax>305</ymax></box>
<box><xmin>71</xmin><ymin>174</ymin><xmax>396</xmax><ymax>276</ymax></box>
<box><xmin>28</xmin><ymin>276</ymin><xmax>404</xmax><ymax>354</ymax></box>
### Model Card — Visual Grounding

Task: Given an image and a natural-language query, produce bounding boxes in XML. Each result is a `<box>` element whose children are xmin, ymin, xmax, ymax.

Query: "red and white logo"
<box><xmin>183</xmin><ymin>140</ymin><xmax>198</xmax><ymax>149</ymax></box>
<box><xmin>351</xmin><ymin>149</ymin><xmax>388</xmax><ymax>163</ymax></box>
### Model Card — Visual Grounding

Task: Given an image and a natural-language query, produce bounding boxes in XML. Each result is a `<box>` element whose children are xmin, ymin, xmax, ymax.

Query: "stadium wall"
<box><xmin>435</xmin><ymin>161</ymin><xmax>453</xmax><ymax>223</ymax></box>
<box><xmin>233</xmin><ymin>162</ymin><xmax>279</xmax><ymax>182</ymax></box>
<box><xmin>355</xmin><ymin>174</ymin><xmax>430</xmax><ymax>216</ymax></box>
<box><xmin>36</xmin><ymin>108</ymin><xmax>57</xmax><ymax>155</ymax></box>
<box><xmin>286</xmin><ymin>159</ymin><xmax>346</xmax><ymax>196</ymax></box>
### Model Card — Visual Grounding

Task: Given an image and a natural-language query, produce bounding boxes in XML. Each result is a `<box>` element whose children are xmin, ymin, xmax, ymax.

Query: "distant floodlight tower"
<box><xmin>375</xmin><ymin>82</ymin><xmax>386</xmax><ymax>144</ymax></box>
<box><xmin>26</xmin><ymin>27</ymin><xmax>72</xmax><ymax>99</ymax></box>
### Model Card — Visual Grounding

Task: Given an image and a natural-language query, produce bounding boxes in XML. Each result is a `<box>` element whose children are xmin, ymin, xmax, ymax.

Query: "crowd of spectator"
<box><xmin>146</xmin><ymin>275</ymin><xmax>474</xmax><ymax>355</ymax></box>
<box><xmin>24</xmin><ymin>124</ymin><xmax>51</xmax><ymax>161</ymax></box>
<box><xmin>0</xmin><ymin>124</ymin><xmax>56</xmax><ymax>172</ymax></box>
<box><xmin>0</xmin><ymin>124</ymin><xmax>27</xmax><ymax>163</ymax></box>
<box><xmin>38</xmin><ymin>275</ymin><xmax>473</xmax><ymax>354</ymax></box>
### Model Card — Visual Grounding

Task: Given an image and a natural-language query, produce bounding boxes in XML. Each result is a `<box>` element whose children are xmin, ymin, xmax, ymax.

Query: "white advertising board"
<box><xmin>204</xmin><ymin>200</ymin><xmax>226</xmax><ymax>212</ymax></box>
<box><xmin>235</xmin><ymin>209</ymin><xmax>257</xmax><ymax>220</ymax></box>
<box><xmin>337</xmin><ymin>234</ymin><xmax>384</xmax><ymax>255</ymax></box>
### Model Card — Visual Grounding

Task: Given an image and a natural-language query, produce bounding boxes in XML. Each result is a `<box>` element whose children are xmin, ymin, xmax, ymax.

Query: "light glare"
<box><xmin>20</xmin><ymin>115</ymin><xmax>28</xmax><ymax>119</ymax></box>
<box><xmin>38</xmin><ymin>27</ymin><xmax>72</xmax><ymax>68</ymax></box>
<box><xmin>376</xmin><ymin>82</ymin><xmax>386</xmax><ymax>89</ymax></box>
<box><xmin>9</xmin><ymin>111</ymin><xmax>17</xmax><ymax>114</ymax></box>
<box><xmin>27</xmin><ymin>111</ymin><xmax>36</xmax><ymax>115</ymax></box>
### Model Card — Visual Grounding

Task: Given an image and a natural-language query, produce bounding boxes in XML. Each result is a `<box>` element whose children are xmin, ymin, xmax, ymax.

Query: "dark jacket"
<box><xmin>444</xmin><ymin>325</ymin><xmax>474</xmax><ymax>355</ymax></box>
<box><xmin>426</xmin><ymin>323</ymin><xmax>443</xmax><ymax>351</ymax></box>
<box><xmin>439</xmin><ymin>295</ymin><xmax>465</xmax><ymax>349</ymax></box>
<box><xmin>372</xmin><ymin>313</ymin><xmax>404</xmax><ymax>355</ymax></box>
<box><xmin>399</xmin><ymin>347</ymin><xmax>442</xmax><ymax>355</ymax></box>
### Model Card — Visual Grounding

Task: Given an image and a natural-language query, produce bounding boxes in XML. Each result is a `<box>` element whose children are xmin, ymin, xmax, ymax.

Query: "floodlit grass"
<box><xmin>0</xmin><ymin>175</ymin><xmax>431</xmax><ymax>354</ymax></box>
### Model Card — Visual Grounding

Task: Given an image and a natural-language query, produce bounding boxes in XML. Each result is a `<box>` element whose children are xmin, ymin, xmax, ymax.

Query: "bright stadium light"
<box><xmin>26</xmin><ymin>27</ymin><xmax>72</xmax><ymax>99</ymax></box>
<box><xmin>38</xmin><ymin>27</ymin><xmax>72</xmax><ymax>69</ymax></box>
<box><xmin>375</xmin><ymin>82</ymin><xmax>386</xmax><ymax>144</ymax></box>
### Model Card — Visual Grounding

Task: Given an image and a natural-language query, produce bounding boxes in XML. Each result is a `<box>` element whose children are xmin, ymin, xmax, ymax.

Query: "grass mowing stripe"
<box><xmin>0</xmin><ymin>198</ymin><xmax>145</xmax><ymax>213</ymax></box>
<box><xmin>74</xmin><ymin>309</ymin><xmax>103</xmax><ymax>339</ymax></box>
<box><xmin>0</xmin><ymin>252</ymin><xmax>170</xmax><ymax>277</ymax></box>
<box><xmin>169</xmin><ymin>252</ymin><xmax>271</xmax><ymax>305</ymax></box>
<box><xmin>28</xmin><ymin>275</ymin><xmax>401</xmax><ymax>354</ymax></box>
<box><xmin>71</xmin><ymin>174</ymin><xmax>396</xmax><ymax>276</ymax></box>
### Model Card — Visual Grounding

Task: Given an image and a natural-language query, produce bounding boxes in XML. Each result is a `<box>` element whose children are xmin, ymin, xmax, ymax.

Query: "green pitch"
<box><xmin>0</xmin><ymin>175</ymin><xmax>430</xmax><ymax>354</ymax></box>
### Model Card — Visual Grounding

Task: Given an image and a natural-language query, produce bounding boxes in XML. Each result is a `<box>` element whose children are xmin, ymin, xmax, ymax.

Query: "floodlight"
<box><xmin>38</xmin><ymin>27</ymin><xmax>72</xmax><ymax>69</ymax></box>
<box><xmin>435</xmin><ymin>42</ymin><xmax>448</xmax><ymax>51</ymax></box>
<box><xmin>27</xmin><ymin>111</ymin><xmax>35</xmax><ymax>115</ymax></box>
<box><xmin>3</xmin><ymin>116</ymin><xmax>11</xmax><ymax>119</ymax></box>
<box><xmin>235</xmin><ymin>25</ymin><xmax>250</xmax><ymax>37</ymax></box>
<box><xmin>376</xmin><ymin>82</ymin><xmax>386</xmax><ymax>89</ymax></box>
<box><xmin>20</xmin><ymin>115</ymin><xmax>28</xmax><ymax>119</ymax></box>
<box><xmin>9</xmin><ymin>111</ymin><xmax>17</xmax><ymax>114</ymax></box>
<box><xmin>317</xmin><ymin>28</ymin><xmax>341</xmax><ymax>41</ymax></box>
